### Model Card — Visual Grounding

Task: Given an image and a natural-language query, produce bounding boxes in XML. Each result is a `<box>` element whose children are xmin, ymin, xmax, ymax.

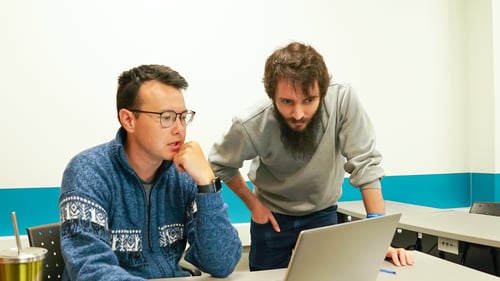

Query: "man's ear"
<box><xmin>119</xmin><ymin>108</ymin><xmax>135</xmax><ymax>132</ymax></box>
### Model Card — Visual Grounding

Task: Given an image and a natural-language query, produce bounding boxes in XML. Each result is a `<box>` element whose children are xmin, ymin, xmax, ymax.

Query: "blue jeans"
<box><xmin>249</xmin><ymin>205</ymin><xmax>338</xmax><ymax>271</ymax></box>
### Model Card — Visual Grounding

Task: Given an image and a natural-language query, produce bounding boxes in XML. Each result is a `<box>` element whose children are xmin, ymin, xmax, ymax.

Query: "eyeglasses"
<box><xmin>128</xmin><ymin>109</ymin><xmax>196</xmax><ymax>128</ymax></box>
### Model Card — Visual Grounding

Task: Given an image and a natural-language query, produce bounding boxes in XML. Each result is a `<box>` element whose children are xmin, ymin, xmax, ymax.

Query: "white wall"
<box><xmin>466</xmin><ymin>0</ymin><xmax>495</xmax><ymax>173</ymax></box>
<box><xmin>0</xmin><ymin>0</ymin><xmax>486</xmax><ymax>187</ymax></box>
<box><xmin>493</xmin><ymin>0</ymin><xmax>500</xmax><ymax>173</ymax></box>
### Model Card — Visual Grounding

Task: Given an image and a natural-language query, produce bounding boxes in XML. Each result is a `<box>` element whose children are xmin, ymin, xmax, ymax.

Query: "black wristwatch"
<box><xmin>197</xmin><ymin>177</ymin><xmax>222</xmax><ymax>193</ymax></box>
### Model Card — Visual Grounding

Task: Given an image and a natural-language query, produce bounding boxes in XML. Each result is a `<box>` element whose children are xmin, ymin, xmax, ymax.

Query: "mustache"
<box><xmin>288</xmin><ymin>118</ymin><xmax>309</xmax><ymax>123</ymax></box>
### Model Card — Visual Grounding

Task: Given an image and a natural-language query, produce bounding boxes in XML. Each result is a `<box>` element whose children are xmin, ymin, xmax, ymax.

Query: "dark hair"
<box><xmin>116</xmin><ymin>64</ymin><xmax>189</xmax><ymax>116</ymax></box>
<box><xmin>263</xmin><ymin>42</ymin><xmax>331</xmax><ymax>99</ymax></box>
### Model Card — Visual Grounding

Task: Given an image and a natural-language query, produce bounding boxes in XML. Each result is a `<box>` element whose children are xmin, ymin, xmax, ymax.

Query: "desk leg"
<box><xmin>416</xmin><ymin>232</ymin><xmax>423</xmax><ymax>251</ymax></box>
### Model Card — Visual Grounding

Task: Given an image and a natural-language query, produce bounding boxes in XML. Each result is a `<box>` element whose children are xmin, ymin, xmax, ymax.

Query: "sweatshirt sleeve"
<box><xmin>183</xmin><ymin>191</ymin><xmax>242</xmax><ymax>277</ymax></box>
<box><xmin>336</xmin><ymin>85</ymin><xmax>385</xmax><ymax>188</ymax></box>
<box><xmin>209</xmin><ymin>118</ymin><xmax>258</xmax><ymax>183</ymax></box>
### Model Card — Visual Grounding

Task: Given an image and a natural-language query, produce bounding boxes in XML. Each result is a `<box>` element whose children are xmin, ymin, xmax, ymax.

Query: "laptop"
<box><xmin>281</xmin><ymin>213</ymin><xmax>402</xmax><ymax>281</ymax></box>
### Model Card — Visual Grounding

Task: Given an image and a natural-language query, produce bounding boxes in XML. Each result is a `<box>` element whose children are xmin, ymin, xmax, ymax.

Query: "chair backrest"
<box><xmin>469</xmin><ymin>202</ymin><xmax>500</xmax><ymax>216</ymax></box>
<box><xmin>26</xmin><ymin>222</ymin><xmax>64</xmax><ymax>281</ymax></box>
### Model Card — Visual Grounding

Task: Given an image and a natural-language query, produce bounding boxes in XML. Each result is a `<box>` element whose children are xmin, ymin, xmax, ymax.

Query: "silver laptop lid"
<box><xmin>284</xmin><ymin>213</ymin><xmax>401</xmax><ymax>281</ymax></box>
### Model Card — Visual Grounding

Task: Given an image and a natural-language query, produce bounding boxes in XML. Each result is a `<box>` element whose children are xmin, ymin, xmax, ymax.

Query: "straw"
<box><xmin>11</xmin><ymin>211</ymin><xmax>23</xmax><ymax>255</ymax></box>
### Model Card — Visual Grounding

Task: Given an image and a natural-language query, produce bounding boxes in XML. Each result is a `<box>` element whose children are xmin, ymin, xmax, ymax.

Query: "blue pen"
<box><xmin>380</xmin><ymin>268</ymin><xmax>396</xmax><ymax>274</ymax></box>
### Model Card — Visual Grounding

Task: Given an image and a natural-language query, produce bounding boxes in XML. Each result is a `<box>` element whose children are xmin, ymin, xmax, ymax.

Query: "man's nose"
<box><xmin>291</xmin><ymin>105</ymin><xmax>304</xmax><ymax>120</ymax></box>
<box><xmin>170</xmin><ymin>117</ymin><xmax>184</xmax><ymax>133</ymax></box>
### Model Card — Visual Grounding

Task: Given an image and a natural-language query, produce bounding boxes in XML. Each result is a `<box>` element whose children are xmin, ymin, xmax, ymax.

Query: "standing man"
<box><xmin>209</xmin><ymin>42</ymin><xmax>413</xmax><ymax>271</ymax></box>
<box><xmin>59</xmin><ymin>64</ymin><xmax>242</xmax><ymax>280</ymax></box>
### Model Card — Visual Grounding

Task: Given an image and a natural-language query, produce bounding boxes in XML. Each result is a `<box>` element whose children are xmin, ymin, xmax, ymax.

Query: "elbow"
<box><xmin>211</xmin><ymin>267</ymin><xmax>234</xmax><ymax>278</ymax></box>
<box><xmin>212</xmin><ymin>249</ymin><xmax>241</xmax><ymax>278</ymax></box>
<box><xmin>210</xmin><ymin>244</ymin><xmax>242</xmax><ymax>278</ymax></box>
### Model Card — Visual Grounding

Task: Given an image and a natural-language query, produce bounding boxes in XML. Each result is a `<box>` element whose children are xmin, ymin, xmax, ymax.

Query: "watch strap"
<box><xmin>197</xmin><ymin>177</ymin><xmax>222</xmax><ymax>193</ymax></box>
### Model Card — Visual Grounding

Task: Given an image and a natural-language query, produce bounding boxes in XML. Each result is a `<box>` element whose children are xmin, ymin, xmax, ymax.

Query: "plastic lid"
<box><xmin>0</xmin><ymin>247</ymin><xmax>47</xmax><ymax>264</ymax></box>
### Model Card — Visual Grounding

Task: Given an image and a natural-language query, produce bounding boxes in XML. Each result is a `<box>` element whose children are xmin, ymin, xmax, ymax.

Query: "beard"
<box><xmin>273</xmin><ymin>103</ymin><xmax>323</xmax><ymax>160</ymax></box>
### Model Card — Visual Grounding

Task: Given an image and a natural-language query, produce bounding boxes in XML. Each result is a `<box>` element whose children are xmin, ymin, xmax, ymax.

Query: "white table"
<box><xmin>338</xmin><ymin>200</ymin><xmax>440</xmax><ymax>220</ymax></box>
<box><xmin>151</xmin><ymin>251</ymin><xmax>500</xmax><ymax>281</ymax></box>
<box><xmin>338</xmin><ymin>200</ymin><xmax>500</xmax><ymax>254</ymax></box>
<box><xmin>399</xmin><ymin>210</ymin><xmax>500</xmax><ymax>248</ymax></box>
<box><xmin>338</xmin><ymin>200</ymin><xmax>442</xmax><ymax>250</ymax></box>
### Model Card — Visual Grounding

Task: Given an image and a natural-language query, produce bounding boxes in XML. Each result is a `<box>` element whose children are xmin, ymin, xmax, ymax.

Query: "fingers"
<box><xmin>403</xmin><ymin>250</ymin><xmax>414</xmax><ymax>265</ymax></box>
<box><xmin>173</xmin><ymin>142</ymin><xmax>199</xmax><ymax>166</ymax></box>
<box><xmin>390</xmin><ymin>248</ymin><xmax>402</xmax><ymax>266</ymax></box>
<box><xmin>173</xmin><ymin>157</ymin><xmax>185</xmax><ymax>173</ymax></box>
<box><xmin>251</xmin><ymin>206</ymin><xmax>281</xmax><ymax>233</ymax></box>
<box><xmin>172</xmin><ymin>141</ymin><xmax>214</xmax><ymax>185</ymax></box>
<box><xmin>388</xmin><ymin>247</ymin><xmax>414</xmax><ymax>266</ymax></box>
<box><xmin>269</xmin><ymin>214</ymin><xmax>281</xmax><ymax>233</ymax></box>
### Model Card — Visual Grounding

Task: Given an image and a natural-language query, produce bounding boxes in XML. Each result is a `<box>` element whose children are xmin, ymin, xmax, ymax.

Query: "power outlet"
<box><xmin>437</xmin><ymin>237</ymin><xmax>459</xmax><ymax>255</ymax></box>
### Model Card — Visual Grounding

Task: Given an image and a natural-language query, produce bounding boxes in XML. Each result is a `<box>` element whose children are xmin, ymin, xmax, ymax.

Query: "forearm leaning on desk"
<box><xmin>360</xmin><ymin>189</ymin><xmax>415</xmax><ymax>266</ymax></box>
<box><xmin>360</xmin><ymin>188</ymin><xmax>385</xmax><ymax>215</ymax></box>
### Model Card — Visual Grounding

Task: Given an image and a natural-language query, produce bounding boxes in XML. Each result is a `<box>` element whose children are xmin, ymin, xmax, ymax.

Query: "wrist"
<box><xmin>195</xmin><ymin>170</ymin><xmax>217</xmax><ymax>186</ymax></box>
<box><xmin>366</xmin><ymin>213</ymin><xmax>384</xmax><ymax>219</ymax></box>
<box><xmin>197</xmin><ymin>177</ymin><xmax>221</xmax><ymax>193</ymax></box>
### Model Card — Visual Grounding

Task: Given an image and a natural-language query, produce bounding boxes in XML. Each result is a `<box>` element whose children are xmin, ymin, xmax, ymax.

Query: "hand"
<box><xmin>251</xmin><ymin>201</ymin><xmax>281</xmax><ymax>233</ymax></box>
<box><xmin>172</xmin><ymin>141</ymin><xmax>215</xmax><ymax>185</ymax></box>
<box><xmin>385</xmin><ymin>246</ymin><xmax>414</xmax><ymax>266</ymax></box>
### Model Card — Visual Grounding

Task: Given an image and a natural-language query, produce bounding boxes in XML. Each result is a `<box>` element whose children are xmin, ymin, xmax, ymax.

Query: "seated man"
<box><xmin>59</xmin><ymin>64</ymin><xmax>242</xmax><ymax>280</ymax></box>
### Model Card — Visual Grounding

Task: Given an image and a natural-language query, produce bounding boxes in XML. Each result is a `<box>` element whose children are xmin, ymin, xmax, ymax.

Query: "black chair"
<box><xmin>461</xmin><ymin>202</ymin><xmax>500</xmax><ymax>276</ymax></box>
<box><xmin>26</xmin><ymin>222</ymin><xmax>64</xmax><ymax>281</ymax></box>
<box><xmin>26</xmin><ymin>222</ymin><xmax>201</xmax><ymax>279</ymax></box>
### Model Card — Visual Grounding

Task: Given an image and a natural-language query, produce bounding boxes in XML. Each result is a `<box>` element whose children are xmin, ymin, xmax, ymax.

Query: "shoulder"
<box><xmin>62</xmin><ymin>140</ymin><xmax>119</xmax><ymax>194</ymax></box>
<box><xmin>66</xmin><ymin>129</ymin><xmax>125</xmax><ymax>171</ymax></box>
<box><xmin>66</xmin><ymin>142</ymin><xmax>111</xmax><ymax>170</ymax></box>
<box><xmin>222</xmin><ymin>99</ymin><xmax>279</xmax><ymax>149</ymax></box>
<box><xmin>60</xmin><ymin>141</ymin><xmax>118</xmax><ymax>209</ymax></box>
<box><xmin>324</xmin><ymin>83</ymin><xmax>362</xmax><ymax>109</ymax></box>
<box><xmin>326</xmin><ymin>83</ymin><xmax>354</xmax><ymax>99</ymax></box>
<box><xmin>232</xmin><ymin>98</ymin><xmax>273</xmax><ymax>123</ymax></box>
<box><xmin>229</xmin><ymin>98</ymin><xmax>277</xmax><ymax>134</ymax></box>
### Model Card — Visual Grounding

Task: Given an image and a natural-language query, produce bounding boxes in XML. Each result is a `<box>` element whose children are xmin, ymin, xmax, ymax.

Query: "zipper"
<box><xmin>137</xmin><ymin>177</ymin><xmax>153</xmax><ymax>249</ymax></box>
<box><xmin>147</xmin><ymin>184</ymin><xmax>153</xmax><ymax>249</ymax></box>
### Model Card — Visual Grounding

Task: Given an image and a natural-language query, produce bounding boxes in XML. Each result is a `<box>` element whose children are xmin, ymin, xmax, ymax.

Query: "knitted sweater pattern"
<box><xmin>60</xmin><ymin>128</ymin><xmax>242</xmax><ymax>280</ymax></box>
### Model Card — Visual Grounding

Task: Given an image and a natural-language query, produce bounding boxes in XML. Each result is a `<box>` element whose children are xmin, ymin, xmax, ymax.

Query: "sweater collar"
<box><xmin>114</xmin><ymin>127</ymin><xmax>173</xmax><ymax>177</ymax></box>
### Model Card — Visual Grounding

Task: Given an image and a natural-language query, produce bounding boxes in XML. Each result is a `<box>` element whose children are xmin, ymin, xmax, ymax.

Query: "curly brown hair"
<box><xmin>263</xmin><ymin>42</ymin><xmax>331</xmax><ymax>100</ymax></box>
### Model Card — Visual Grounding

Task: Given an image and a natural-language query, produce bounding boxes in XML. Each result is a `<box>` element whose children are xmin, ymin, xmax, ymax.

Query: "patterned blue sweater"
<box><xmin>59</xmin><ymin>129</ymin><xmax>242</xmax><ymax>280</ymax></box>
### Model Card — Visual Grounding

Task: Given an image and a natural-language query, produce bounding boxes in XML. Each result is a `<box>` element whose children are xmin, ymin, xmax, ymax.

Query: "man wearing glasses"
<box><xmin>59</xmin><ymin>64</ymin><xmax>242</xmax><ymax>281</ymax></box>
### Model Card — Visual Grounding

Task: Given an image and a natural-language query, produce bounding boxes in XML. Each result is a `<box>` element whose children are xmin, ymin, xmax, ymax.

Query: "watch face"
<box><xmin>214</xmin><ymin>177</ymin><xmax>221</xmax><ymax>190</ymax></box>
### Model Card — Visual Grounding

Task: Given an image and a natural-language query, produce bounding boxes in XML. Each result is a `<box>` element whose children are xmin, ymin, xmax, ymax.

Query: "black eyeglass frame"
<box><xmin>128</xmin><ymin>109</ymin><xmax>196</xmax><ymax>128</ymax></box>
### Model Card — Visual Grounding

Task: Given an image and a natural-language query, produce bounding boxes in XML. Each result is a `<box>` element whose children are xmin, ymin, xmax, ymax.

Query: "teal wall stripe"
<box><xmin>341</xmin><ymin>173</ymin><xmax>471</xmax><ymax>208</ymax></box>
<box><xmin>470</xmin><ymin>173</ymin><xmax>500</xmax><ymax>202</ymax></box>
<box><xmin>221</xmin><ymin>182</ymin><xmax>252</xmax><ymax>224</ymax></box>
<box><xmin>1</xmin><ymin>173</ymin><xmax>498</xmax><ymax>236</ymax></box>
<box><xmin>0</xmin><ymin>187</ymin><xmax>60</xmax><ymax>236</ymax></box>
<box><xmin>496</xmin><ymin>175</ymin><xmax>500</xmax><ymax>202</ymax></box>
<box><xmin>471</xmin><ymin>173</ymin><xmax>494</xmax><ymax>202</ymax></box>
